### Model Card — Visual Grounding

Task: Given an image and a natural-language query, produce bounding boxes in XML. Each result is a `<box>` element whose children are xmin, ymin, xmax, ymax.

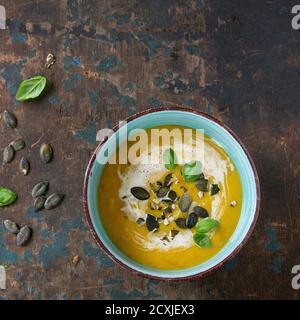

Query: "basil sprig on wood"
<box><xmin>193</xmin><ymin>217</ymin><xmax>219</xmax><ymax>248</ymax></box>
<box><xmin>0</xmin><ymin>187</ymin><xmax>17</xmax><ymax>207</ymax></box>
<box><xmin>163</xmin><ymin>148</ymin><xmax>177</xmax><ymax>170</ymax></box>
<box><xmin>181</xmin><ymin>160</ymin><xmax>203</xmax><ymax>182</ymax></box>
<box><xmin>16</xmin><ymin>76</ymin><xmax>47</xmax><ymax>101</ymax></box>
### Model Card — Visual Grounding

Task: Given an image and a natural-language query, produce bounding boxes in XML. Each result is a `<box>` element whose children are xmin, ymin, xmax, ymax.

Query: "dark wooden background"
<box><xmin>0</xmin><ymin>0</ymin><xmax>299</xmax><ymax>299</ymax></box>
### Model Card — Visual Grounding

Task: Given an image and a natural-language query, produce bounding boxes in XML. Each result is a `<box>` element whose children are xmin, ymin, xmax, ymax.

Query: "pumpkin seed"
<box><xmin>211</xmin><ymin>184</ymin><xmax>220</xmax><ymax>196</ymax></box>
<box><xmin>3</xmin><ymin>110</ymin><xmax>17</xmax><ymax>129</ymax></box>
<box><xmin>130</xmin><ymin>187</ymin><xmax>150</xmax><ymax>200</ymax></box>
<box><xmin>149</xmin><ymin>181</ymin><xmax>162</xmax><ymax>192</ymax></box>
<box><xmin>19</xmin><ymin>157</ymin><xmax>30</xmax><ymax>175</ymax></box>
<box><xmin>34</xmin><ymin>196</ymin><xmax>46</xmax><ymax>212</ymax></box>
<box><xmin>136</xmin><ymin>217</ymin><xmax>145</xmax><ymax>225</ymax></box>
<box><xmin>178</xmin><ymin>192</ymin><xmax>191</xmax><ymax>212</ymax></box>
<box><xmin>163</xmin><ymin>206</ymin><xmax>173</xmax><ymax>214</ymax></box>
<box><xmin>4</xmin><ymin>219</ymin><xmax>20</xmax><ymax>234</ymax></box>
<box><xmin>187</xmin><ymin>201</ymin><xmax>197</xmax><ymax>214</ymax></box>
<box><xmin>175</xmin><ymin>218</ymin><xmax>187</xmax><ymax>229</ymax></box>
<box><xmin>16</xmin><ymin>225</ymin><xmax>32</xmax><ymax>246</ymax></box>
<box><xmin>72</xmin><ymin>255</ymin><xmax>80</xmax><ymax>266</ymax></box>
<box><xmin>157</xmin><ymin>187</ymin><xmax>169</xmax><ymax>198</ymax></box>
<box><xmin>161</xmin><ymin>235</ymin><xmax>170</xmax><ymax>242</ymax></box>
<box><xmin>196</xmin><ymin>178</ymin><xmax>208</xmax><ymax>192</ymax></box>
<box><xmin>163</xmin><ymin>173</ymin><xmax>173</xmax><ymax>187</ymax></box>
<box><xmin>146</xmin><ymin>214</ymin><xmax>159</xmax><ymax>232</ymax></box>
<box><xmin>32</xmin><ymin>181</ymin><xmax>49</xmax><ymax>198</ymax></box>
<box><xmin>168</xmin><ymin>190</ymin><xmax>177</xmax><ymax>201</ymax></box>
<box><xmin>3</xmin><ymin>145</ymin><xmax>15</xmax><ymax>163</ymax></box>
<box><xmin>160</xmin><ymin>198</ymin><xmax>173</xmax><ymax>204</ymax></box>
<box><xmin>45</xmin><ymin>193</ymin><xmax>64</xmax><ymax>209</ymax></box>
<box><xmin>186</xmin><ymin>212</ymin><xmax>198</xmax><ymax>228</ymax></box>
<box><xmin>193</xmin><ymin>206</ymin><xmax>209</xmax><ymax>218</ymax></box>
<box><xmin>45</xmin><ymin>53</ymin><xmax>56</xmax><ymax>69</ymax></box>
<box><xmin>10</xmin><ymin>139</ymin><xmax>25</xmax><ymax>151</ymax></box>
<box><xmin>149</xmin><ymin>201</ymin><xmax>158</xmax><ymax>210</ymax></box>
<box><xmin>40</xmin><ymin>143</ymin><xmax>53</xmax><ymax>163</ymax></box>
<box><xmin>170</xmin><ymin>229</ymin><xmax>179</xmax><ymax>239</ymax></box>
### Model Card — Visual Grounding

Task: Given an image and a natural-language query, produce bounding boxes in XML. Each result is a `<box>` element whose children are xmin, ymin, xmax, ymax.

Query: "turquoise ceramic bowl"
<box><xmin>84</xmin><ymin>107</ymin><xmax>260</xmax><ymax>280</ymax></box>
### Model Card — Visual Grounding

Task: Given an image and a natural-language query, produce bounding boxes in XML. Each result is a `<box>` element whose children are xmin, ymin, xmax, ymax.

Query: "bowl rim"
<box><xmin>83</xmin><ymin>106</ymin><xmax>261</xmax><ymax>281</ymax></box>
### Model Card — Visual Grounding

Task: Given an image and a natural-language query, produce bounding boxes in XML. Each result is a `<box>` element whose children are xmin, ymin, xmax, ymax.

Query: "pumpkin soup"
<box><xmin>98</xmin><ymin>126</ymin><xmax>242</xmax><ymax>270</ymax></box>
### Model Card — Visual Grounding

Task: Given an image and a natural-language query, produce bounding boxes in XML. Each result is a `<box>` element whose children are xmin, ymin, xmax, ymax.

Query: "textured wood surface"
<box><xmin>0</xmin><ymin>0</ymin><xmax>299</xmax><ymax>299</ymax></box>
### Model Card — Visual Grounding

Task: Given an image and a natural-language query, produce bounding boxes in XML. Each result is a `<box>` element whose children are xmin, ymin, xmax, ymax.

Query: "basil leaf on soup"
<box><xmin>0</xmin><ymin>187</ymin><xmax>17</xmax><ymax>207</ymax></box>
<box><xmin>163</xmin><ymin>148</ymin><xmax>177</xmax><ymax>170</ymax></box>
<box><xmin>181</xmin><ymin>160</ymin><xmax>203</xmax><ymax>182</ymax></box>
<box><xmin>16</xmin><ymin>76</ymin><xmax>47</xmax><ymax>101</ymax></box>
<box><xmin>195</xmin><ymin>217</ymin><xmax>219</xmax><ymax>234</ymax></box>
<box><xmin>193</xmin><ymin>233</ymin><xmax>212</xmax><ymax>248</ymax></box>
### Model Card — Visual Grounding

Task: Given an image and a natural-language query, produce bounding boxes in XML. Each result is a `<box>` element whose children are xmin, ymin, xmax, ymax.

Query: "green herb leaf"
<box><xmin>163</xmin><ymin>148</ymin><xmax>177</xmax><ymax>170</ymax></box>
<box><xmin>0</xmin><ymin>187</ymin><xmax>17</xmax><ymax>207</ymax></box>
<box><xmin>181</xmin><ymin>160</ymin><xmax>203</xmax><ymax>182</ymax></box>
<box><xmin>193</xmin><ymin>233</ymin><xmax>212</xmax><ymax>248</ymax></box>
<box><xmin>16</xmin><ymin>76</ymin><xmax>47</xmax><ymax>101</ymax></box>
<box><xmin>195</xmin><ymin>217</ymin><xmax>219</xmax><ymax>234</ymax></box>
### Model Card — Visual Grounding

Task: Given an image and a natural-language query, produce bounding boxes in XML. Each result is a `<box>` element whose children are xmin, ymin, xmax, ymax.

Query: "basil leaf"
<box><xmin>16</xmin><ymin>76</ymin><xmax>47</xmax><ymax>101</ymax></box>
<box><xmin>193</xmin><ymin>233</ymin><xmax>212</xmax><ymax>248</ymax></box>
<box><xmin>163</xmin><ymin>148</ymin><xmax>177</xmax><ymax>170</ymax></box>
<box><xmin>195</xmin><ymin>217</ymin><xmax>219</xmax><ymax>234</ymax></box>
<box><xmin>181</xmin><ymin>160</ymin><xmax>203</xmax><ymax>182</ymax></box>
<box><xmin>0</xmin><ymin>187</ymin><xmax>17</xmax><ymax>207</ymax></box>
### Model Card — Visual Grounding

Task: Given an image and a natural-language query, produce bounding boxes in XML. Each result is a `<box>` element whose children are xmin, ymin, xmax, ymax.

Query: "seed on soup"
<box><xmin>130</xmin><ymin>187</ymin><xmax>150</xmax><ymax>200</ymax></box>
<box><xmin>157</xmin><ymin>187</ymin><xmax>169</xmax><ymax>198</ymax></box>
<box><xmin>164</xmin><ymin>206</ymin><xmax>173</xmax><ymax>214</ymax></box>
<box><xmin>168</xmin><ymin>190</ymin><xmax>177</xmax><ymax>201</ymax></box>
<box><xmin>179</xmin><ymin>192</ymin><xmax>191</xmax><ymax>212</ymax></box>
<box><xmin>175</xmin><ymin>218</ymin><xmax>187</xmax><ymax>229</ymax></box>
<box><xmin>146</xmin><ymin>214</ymin><xmax>159</xmax><ymax>232</ymax></box>
<box><xmin>196</xmin><ymin>178</ymin><xmax>208</xmax><ymax>192</ymax></box>
<box><xmin>136</xmin><ymin>217</ymin><xmax>145</xmax><ymax>225</ymax></box>
<box><xmin>163</xmin><ymin>173</ymin><xmax>173</xmax><ymax>187</ymax></box>
<box><xmin>170</xmin><ymin>229</ymin><xmax>179</xmax><ymax>239</ymax></box>
<box><xmin>193</xmin><ymin>206</ymin><xmax>209</xmax><ymax>218</ymax></box>
<box><xmin>186</xmin><ymin>213</ymin><xmax>198</xmax><ymax>228</ymax></box>
<box><xmin>211</xmin><ymin>184</ymin><xmax>220</xmax><ymax>196</ymax></box>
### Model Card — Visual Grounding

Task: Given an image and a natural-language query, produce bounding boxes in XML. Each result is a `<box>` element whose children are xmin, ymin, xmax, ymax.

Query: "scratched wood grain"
<box><xmin>0</xmin><ymin>0</ymin><xmax>299</xmax><ymax>299</ymax></box>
